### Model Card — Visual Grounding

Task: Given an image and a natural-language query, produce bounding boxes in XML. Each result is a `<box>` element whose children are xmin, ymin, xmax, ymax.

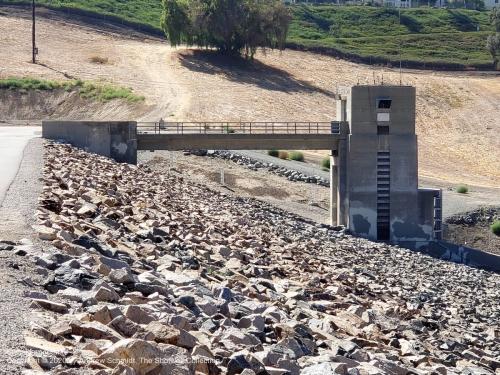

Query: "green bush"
<box><xmin>278</xmin><ymin>150</ymin><xmax>289</xmax><ymax>160</ymax></box>
<box><xmin>268</xmin><ymin>149</ymin><xmax>279</xmax><ymax>157</ymax></box>
<box><xmin>90</xmin><ymin>55</ymin><xmax>109</xmax><ymax>64</ymax></box>
<box><xmin>491</xmin><ymin>221</ymin><xmax>500</xmax><ymax>236</ymax></box>
<box><xmin>288</xmin><ymin>151</ymin><xmax>304</xmax><ymax>161</ymax></box>
<box><xmin>456</xmin><ymin>185</ymin><xmax>469</xmax><ymax>194</ymax></box>
<box><xmin>0</xmin><ymin>77</ymin><xmax>144</xmax><ymax>102</ymax></box>
<box><xmin>321</xmin><ymin>157</ymin><xmax>330</xmax><ymax>170</ymax></box>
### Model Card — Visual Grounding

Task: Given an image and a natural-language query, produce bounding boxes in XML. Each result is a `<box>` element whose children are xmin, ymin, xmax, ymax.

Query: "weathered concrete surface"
<box><xmin>339</xmin><ymin>86</ymin><xmax>437</xmax><ymax>244</ymax></box>
<box><xmin>0</xmin><ymin>126</ymin><xmax>40</xmax><ymax>205</ymax></box>
<box><xmin>42</xmin><ymin>121</ymin><xmax>137</xmax><ymax>164</ymax></box>
<box><xmin>137</xmin><ymin>133</ymin><xmax>341</xmax><ymax>151</ymax></box>
<box><xmin>423</xmin><ymin>241</ymin><xmax>500</xmax><ymax>272</ymax></box>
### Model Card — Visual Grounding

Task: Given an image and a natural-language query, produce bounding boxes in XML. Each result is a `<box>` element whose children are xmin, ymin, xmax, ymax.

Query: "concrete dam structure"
<box><xmin>333</xmin><ymin>85</ymin><xmax>442</xmax><ymax>249</ymax></box>
<box><xmin>42</xmin><ymin>85</ymin><xmax>442</xmax><ymax>248</ymax></box>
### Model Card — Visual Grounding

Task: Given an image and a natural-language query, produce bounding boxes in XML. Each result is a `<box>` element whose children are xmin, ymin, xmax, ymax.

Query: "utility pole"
<box><xmin>399</xmin><ymin>7</ymin><xmax>402</xmax><ymax>85</ymax></box>
<box><xmin>32</xmin><ymin>0</ymin><xmax>36</xmax><ymax>63</ymax></box>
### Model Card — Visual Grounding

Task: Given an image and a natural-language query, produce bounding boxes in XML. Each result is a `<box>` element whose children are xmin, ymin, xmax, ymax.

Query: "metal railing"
<box><xmin>137</xmin><ymin>121</ymin><xmax>336</xmax><ymax>135</ymax></box>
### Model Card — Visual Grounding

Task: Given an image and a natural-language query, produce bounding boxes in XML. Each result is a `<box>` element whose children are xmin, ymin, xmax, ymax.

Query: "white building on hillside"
<box><xmin>383</xmin><ymin>0</ymin><xmax>412</xmax><ymax>7</ymax></box>
<box><xmin>433</xmin><ymin>0</ymin><xmax>499</xmax><ymax>8</ymax></box>
<box><xmin>484</xmin><ymin>0</ymin><xmax>499</xmax><ymax>9</ymax></box>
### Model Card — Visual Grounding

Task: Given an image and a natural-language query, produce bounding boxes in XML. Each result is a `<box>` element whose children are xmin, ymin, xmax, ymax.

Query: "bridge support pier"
<box><xmin>331</xmin><ymin>139</ymin><xmax>348</xmax><ymax>227</ymax></box>
<box><xmin>42</xmin><ymin>121</ymin><xmax>138</xmax><ymax>164</ymax></box>
<box><xmin>329</xmin><ymin>151</ymin><xmax>337</xmax><ymax>226</ymax></box>
<box><xmin>331</xmin><ymin>97</ymin><xmax>348</xmax><ymax>227</ymax></box>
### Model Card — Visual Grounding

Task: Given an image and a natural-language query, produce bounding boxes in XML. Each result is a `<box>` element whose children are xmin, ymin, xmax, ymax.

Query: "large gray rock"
<box><xmin>98</xmin><ymin>339</ymin><xmax>195</xmax><ymax>374</ymax></box>
<box><xmin>301</xmin><ymin>362</ymin><xmax>348</xmax><ymax>375</ymax></box>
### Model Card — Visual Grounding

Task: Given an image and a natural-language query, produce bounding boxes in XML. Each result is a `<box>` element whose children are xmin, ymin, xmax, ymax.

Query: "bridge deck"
<box><xmin>136</xmin><ymin>121</ymin><xmax>345</xmax><ymax>151</ymax></box>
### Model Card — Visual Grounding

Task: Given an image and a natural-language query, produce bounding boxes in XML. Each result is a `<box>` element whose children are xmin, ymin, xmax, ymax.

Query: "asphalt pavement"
<box><xmin>0</xmin><ymin>126</ymin><xmax>41</xmax><ymax>205</ymax></box>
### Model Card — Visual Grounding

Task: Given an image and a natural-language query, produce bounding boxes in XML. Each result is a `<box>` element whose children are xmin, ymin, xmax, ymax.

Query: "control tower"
<box><xmin>331</xmin><ymin>85</ymin><xmax>442</xmax><ymax>247</ymax></box>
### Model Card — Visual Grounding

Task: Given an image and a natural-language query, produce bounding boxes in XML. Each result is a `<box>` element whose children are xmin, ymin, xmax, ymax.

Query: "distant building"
<box><xmin>383</xmin><ymin>0</ymin><xmax>412</xmax><ymax>7</ymax></box>
<box><xmin>433</xmin><ymin>0</ymin><xmax>499</xmax><ymax>8</ymax></box>
<box><xmin>484</xmin><ymin>0</ymin><xmax>500</xmax><ymax>9</ymax></box>
<box><xmin>285</xmin><ymin>0</ymin><xmax>414</xmax><ymax>5</ymax></box>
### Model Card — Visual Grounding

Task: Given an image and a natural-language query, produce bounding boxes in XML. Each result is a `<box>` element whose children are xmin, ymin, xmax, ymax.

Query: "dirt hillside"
<box><xmin>1</xmin><ymin>7</ymin><xmax>499</xmax><ymax>188</ymax></box>
<box><xmin>0</xmin><ymin>89</ymin><xmax>148</xmax><ymax>120</ymax></box>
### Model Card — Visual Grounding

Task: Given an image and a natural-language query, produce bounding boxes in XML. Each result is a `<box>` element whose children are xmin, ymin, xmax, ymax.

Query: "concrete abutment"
<box><xmin>41</xmin><ymin>85</ymin><xmax>441</xmax><ymax>248</ymax></box>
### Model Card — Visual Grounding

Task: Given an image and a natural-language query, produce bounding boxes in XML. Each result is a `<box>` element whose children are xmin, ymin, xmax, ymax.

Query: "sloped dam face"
<box><xmin>0</xmin><ymin>88</ymin><xmax>150</xmax><ymax>121</ymax></box>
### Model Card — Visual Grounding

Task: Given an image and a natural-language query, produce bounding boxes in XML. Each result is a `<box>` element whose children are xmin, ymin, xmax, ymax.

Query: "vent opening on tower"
<box><xmin>378</xmin><ymin>126</ymin><xmax>389</xmax><ymax>134</ymax></box>
<box><xmin>377</xmin><ymin>99</ymin><xmax>392</xmax><ymax>109</ymax></box>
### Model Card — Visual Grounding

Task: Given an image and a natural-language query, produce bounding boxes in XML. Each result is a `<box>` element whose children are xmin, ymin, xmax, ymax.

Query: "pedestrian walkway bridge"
<box><xmin>136</xmin><ymin>121</ymin><xmax>346</xmax><ymax>151</ymax></box>
<box><xmin>42</xmin><ymin>85</ymin><xmax>445</xmax><ymax>249</ymax></box>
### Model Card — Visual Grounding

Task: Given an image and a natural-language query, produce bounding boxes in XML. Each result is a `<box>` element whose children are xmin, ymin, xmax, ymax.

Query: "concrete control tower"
<box><xmin>332</xmin><ymin>85</ymin><xmax>442</xmax><ymax>248</ymax></box>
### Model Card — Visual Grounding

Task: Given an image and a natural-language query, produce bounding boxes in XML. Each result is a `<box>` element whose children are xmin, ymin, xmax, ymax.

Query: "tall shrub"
<box><xmin>162</xmin><ymin>0</ymin><xmax>291</xmax><ymax>57</ymax></box>
<box><xmin>487</xmin><ymin>8</ymin><xmax>500</xmax><ymax>70</ymax></box>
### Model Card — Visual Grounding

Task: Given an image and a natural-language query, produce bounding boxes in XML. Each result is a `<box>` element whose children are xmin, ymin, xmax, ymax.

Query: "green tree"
<box><xmin>161</xmin><ymin>0</ymin><xmax>291</xmax><ymax>57</ymax></box>
<box><xmin>161</xmin><ymin>0</ymin><xmax>191</xmax><ymax>46</ymax></box>
<box><xmin>487</xmin><ymin>33</ymin><xmax>500</xmax><ymax>69</ymax></box>
<box><xmin>487</xmin><ymin>8</ymin><xmax>500</xmax><ymax>69</ymax></box>
<box><xmin>491</xmin><ymin>7</ymin><xmax>500</xmax><ymax>32</ymax></box>
<box><xmin>465</xmin><ymin>0</ymin><xmax>485</xmax><ymax>11</ymax></box>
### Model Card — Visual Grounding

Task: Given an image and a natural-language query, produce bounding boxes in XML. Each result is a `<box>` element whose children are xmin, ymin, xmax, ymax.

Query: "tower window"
<box><xmin>378</xmin><ymin>126</ymin><xmax>389</xmax><ymax>134</ymax></box>
<box><xmin>377</xmin><ymin>99</ymin><xmax>392</xmax><ymax>109</ymax></box>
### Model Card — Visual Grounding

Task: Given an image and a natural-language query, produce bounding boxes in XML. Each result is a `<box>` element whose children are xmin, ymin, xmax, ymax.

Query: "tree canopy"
<box><xmin>161</xmin><ymin>0</ymin><xmax>291</xmax><ymax>57</ymax></box>
<box><xmin>486</xmin><ymin>8</ymin><xmax>500</xmax><ymax>69</ymax></box>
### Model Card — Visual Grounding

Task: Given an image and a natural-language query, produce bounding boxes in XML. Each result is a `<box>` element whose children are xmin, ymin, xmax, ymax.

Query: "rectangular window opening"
<box><xmin>377</xmin><ymin>99</ymin><xmax>392</xmax><ymax>109</ymax></box>
<box><xmin>378</xmin><ymin>126</ymin><xmax>389</xmax><ymax>134</ymax></box>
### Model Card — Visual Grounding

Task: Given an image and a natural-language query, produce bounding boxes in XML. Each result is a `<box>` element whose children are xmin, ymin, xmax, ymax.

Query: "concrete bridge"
<box><xmin>135</xmin><ymin>121</ymin><xmax>346</xmax><ymax>151</ymax></box>
<box><xmin>42</xmin><ymin>85</ymin><xmax>442</xmax><ymax>249</ymax></box>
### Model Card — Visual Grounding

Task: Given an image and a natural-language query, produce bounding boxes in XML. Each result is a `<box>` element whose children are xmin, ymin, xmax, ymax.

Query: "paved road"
<box><xmin>0</xmin><ymin>127</ymin><xmax>41</xmax><ymax>205</ymax></box>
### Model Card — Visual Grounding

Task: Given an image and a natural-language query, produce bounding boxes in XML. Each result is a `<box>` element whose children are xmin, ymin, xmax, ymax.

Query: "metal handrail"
<box><xmin>137</xmin><ymin>121</ymin><xmax>335</xmax><ymax>135</ymax></box>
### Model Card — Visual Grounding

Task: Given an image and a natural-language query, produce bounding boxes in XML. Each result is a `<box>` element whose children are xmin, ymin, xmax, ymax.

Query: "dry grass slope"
<box><xmin>0</xmin><ymin>7</ymin><xmax>499</xmax><ymax>188</ymax></box>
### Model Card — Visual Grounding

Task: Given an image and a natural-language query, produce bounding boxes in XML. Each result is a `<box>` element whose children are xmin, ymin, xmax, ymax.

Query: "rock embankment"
<box><xmin>444</xmin><ymin>207</ymin><xmax>500</xmax><ymax>256</ymax></box>
<box><xmin>198</xmin><ymin>150</ymin><xmax>330</xmax><ymax>187</ymax></box>
<box><xmin>20</xmin><ymin>143</ymin><xmax>499</xmax><ymax>374</ymax></box>
<box><xmin>446</xmin><ymin>207</ymin><xmax>500</xmax><ymax>226</ymax></box>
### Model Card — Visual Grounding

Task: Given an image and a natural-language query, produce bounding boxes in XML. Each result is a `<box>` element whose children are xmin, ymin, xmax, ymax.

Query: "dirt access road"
<box><xmin>1</xmin><ymin>6</ymin><xmax>499</xmax><ymax>190</ymax></box>
<box><xmin>0</xmin><ymin>7</ymin><xmax>189</xmax><ymax>121</ymax></box>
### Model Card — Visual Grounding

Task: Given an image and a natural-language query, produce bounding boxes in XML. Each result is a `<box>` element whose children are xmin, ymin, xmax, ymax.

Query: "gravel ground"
<box><xmin>0</xmin><ymin>138</ymin><xmax>45</xmax><ymax>373</ymax></box>
<box><xmin>139</xmin><ymin>150</ymin><xmax>331</xmax><ymax>224</ymax></box>
<box><xmin>234</xmin><ymin>150</ymin><xmax>331</xmax><ymax>181</ymax></box>
<box><xmin>227</xmin><ymin>150</ymin><xmax>500</xmax><ymax>219</ymax></box>
<box><xmin>28</xmin><ymin>143</ymin><xmax>500</xmax><ymax>374</ymax></box>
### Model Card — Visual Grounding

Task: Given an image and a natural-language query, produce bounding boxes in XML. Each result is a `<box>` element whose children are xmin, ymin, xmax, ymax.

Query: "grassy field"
<box><xmin>0</xmin><ymin>77</ymin><xmax>145</xmax><ymax>101</ymax></box>
<box><xmin>288</xmin><ymin>6</ymin><xmax>494</xmax><ymax>69</ymax></box>
<box><xmin>0</xmin><ymin>0</ymin><xmax>495</xmax><ymax>69</ymax></box>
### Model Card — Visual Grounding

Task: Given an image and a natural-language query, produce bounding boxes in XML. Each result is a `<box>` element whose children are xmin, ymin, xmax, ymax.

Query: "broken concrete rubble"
<box><xmin>22</xmin><ymin>144</ymin><xmax>500</xmax><ymax>375</ymax></box>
